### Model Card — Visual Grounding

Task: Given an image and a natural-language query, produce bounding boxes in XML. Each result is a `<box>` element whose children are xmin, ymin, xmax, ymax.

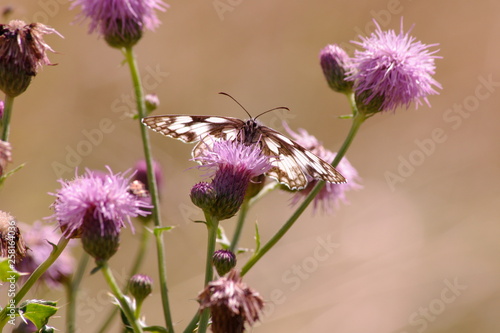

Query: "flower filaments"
<box><xmin>71</xmin><ymin>0</ymin><xmax>168</xmax><ymax>48</ymax></box>
<box><xmin>347</xmin><ymin>18</ymin><xmax>442</xmax><ymax>113</ymax></box>
<box><xmin>193</xmin><ymin>140</ymin><xmax>272</xmax><ymax>220</ymax></box>
<box><xmin>50</xmin><ymin>167</ymin><xmax>152</xmax><ymax>262</ymax></box>
<box><xmin>0</xmin><ymin>20</ymin><xmax>60</xmax><ymax>97</ymax></box>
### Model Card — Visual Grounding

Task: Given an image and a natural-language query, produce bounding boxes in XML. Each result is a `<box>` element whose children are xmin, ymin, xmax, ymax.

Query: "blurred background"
<box><xmin>1</xmin><ymin>0</ymin><xmax>499</xmax><ymax>332</ymax></box>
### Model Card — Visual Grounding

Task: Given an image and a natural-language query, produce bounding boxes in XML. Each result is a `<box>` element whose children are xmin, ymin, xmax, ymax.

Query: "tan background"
<box><xmin>1</xmin><ymin>0</ymin><xmax>499</xmax><ymax>332</ymax></box>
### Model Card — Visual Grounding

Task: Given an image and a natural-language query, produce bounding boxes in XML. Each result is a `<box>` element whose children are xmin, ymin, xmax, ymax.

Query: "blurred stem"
<box><xmin>1</xmin><ymin>94</ymin><xmax>14</xmax><ymax>141</ymax></box>
<box><xmin>198</xmin><ymin>213</ymin><xmax>220</xmax><ymax>333</ymax></box>
<box><xmin>0</xmin><ymin>236</ymin><xmax>70</xmax><ymax>329</ymax></box>
<box><xmin>241</xmin><ymin>92</ymin><xmax>365</xmax><ymax>276</ymax></box>
<box><xmin>123</xmin><ymin>46</ymin><xmax>174</xmax><ymax>333</ymax></box>
<box><xmin>97</xmin><ymin>225</ymin><xmax>151</xmax><ymax>333</ymax></box>
<box><xmin>101</xmin><ymin>262</ymin><xmax>143</xmax><ymax>333</ymax></box>
<box><xmin>66</xmin><ymin>252</ymin><xmax>90</xmax><ymax>333</ymax></box>
<box><xmin>229</xmin><ymin>199</ymin><xmax>249</xmax><ymax>252</ymax></box>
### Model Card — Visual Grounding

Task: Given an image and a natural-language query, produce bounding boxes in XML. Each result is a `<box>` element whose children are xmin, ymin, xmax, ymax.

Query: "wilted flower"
<box><xmin>283</xmin><ymin>123</ymin><xmax>361</xmax><ymax>213</ymax></box>
<box><xmin>133</xmin><ymin>159</ymin><xmax>163</xmax><ymax>193</ymax></box>
<box><xmin>0</xmin><ymin>210</ymin><xmax>26</xmax><ymax>263</ymax></box>
<box><xmin>347</xmin><ymin>18</ymin><xmax>441</xmax><ymax>113</ymax></box>
<box><xmin>320</xmin><ymin>44</ymin><xmax>354</xmax><ymax>93</ymax></box>
<box><xmin>49</xmin><ymin>167</ymin><xmax>152</xmax><ymax>262</ymax></box>
<box><xmin>0</xmin><ymin>20</ymin><xmax>60</xmax><ymax>97</ymax></box>
<box><xmin>71</xmin><ymin>0</ymin><xmax>168</xmax><ymax>48</ymax></box>
<box><xmin>194</xmin><ymin>140</ymin><xmax>272</xmax><ymax>220</ymax></box>
<box><xmin>198</xmin><ymin>270</ymin><xmax>264</xmax><ymax>333</ymax></box>
<box><xmin>0</xmin><ymin>140</ymin><xmax>12</xmax><ymax>177</ymax></box>
<box><xmin>15</xmin><ymin>221</ymin><xmax>74</xmax><ymax>288</ymax></box>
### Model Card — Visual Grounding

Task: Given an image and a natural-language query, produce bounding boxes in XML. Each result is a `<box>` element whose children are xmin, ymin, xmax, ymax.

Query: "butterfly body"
<box><xmin>142</xmin><ymin>114</ymin><xmax>346</xmax><ymax>190</ymax></box>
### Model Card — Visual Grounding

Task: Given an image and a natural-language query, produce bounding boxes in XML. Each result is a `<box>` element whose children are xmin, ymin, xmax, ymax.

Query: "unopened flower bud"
<box><xmin>212</xmin><ymin>249</ymin><xmax>236</xmax><ymax>276</ymax></box>
<box><xmin>129</xmin><ymin>274</ymin><xmax>153</xmax><ymax>303</ymax></box>
<box><xmin>190</xmin><ymin>182</ymin><xmax>216</xmax><ymax>211</ymax></box>
<box><xmin>145</xmin><ymin>94</ymin><xmax>160</xmax><ymax>113</ymax></box>
<box><xmin>320</xmin><ymin>44</ymin><xmax>354</xmax><ymax>93</ymax></box>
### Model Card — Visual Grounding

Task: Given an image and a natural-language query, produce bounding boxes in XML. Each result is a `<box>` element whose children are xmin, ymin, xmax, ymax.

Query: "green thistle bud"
<box><xmin>212</xmin><ymin>249</ymin><xmax>236</xmax><ymax>276</ymax></box>
<box><xmin>129</xmin><ymin>274</ymin><xmax>153</xmax><ymax>304</ymax></box>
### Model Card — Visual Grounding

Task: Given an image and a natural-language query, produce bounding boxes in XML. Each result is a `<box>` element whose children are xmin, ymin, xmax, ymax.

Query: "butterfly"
<box><xmin>141</xmin><ymin>93</ymin><xmax>346</xmax><ymax>190</ymax></box>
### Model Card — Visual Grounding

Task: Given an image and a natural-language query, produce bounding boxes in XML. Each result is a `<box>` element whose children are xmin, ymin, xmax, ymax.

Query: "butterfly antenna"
<box><xmin>254</xmin><ymin>106</ymin><xmax>290</xmax><ymax>120</ymax></box>
<box><xmin>219</xmin><ymin>92</ymin><xmax>253</xmax><ymax>119</ymax></box>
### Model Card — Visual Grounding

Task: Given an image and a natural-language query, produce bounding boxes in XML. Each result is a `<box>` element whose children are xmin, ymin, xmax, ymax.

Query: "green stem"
<box><xmin>123</xmin><ymin>46</ymin><xmax>174</xmax><ymax>332</ymax></box>
<box><xmin>198</xmin><ymin>213</ymin><xmax>220</xmax><ymax>333</ymax></box>
<box><xmin>101</xmin><ymin>262</ymin><xmax>143</xmax><ymax>333</ymax></box>
<box><xmin>1</xmin><ymin>94</ymin><xmax>15</xmax><ymax>141</ymax></box>
<box><xmin>97</xmin><ymin>226</ymin><xmax>151</xmax><ymax>332</ymax></box>
<box><xmin>66</xmin><ymin>253</ymin><xmax>89</xmax><ymax>333</ymax></box>
<box><xmin>0</xmin><ymin>236</ymin><xmax>69</xmax><ymax>329</ymax></box>
<box><xmin>229</xmin><ymin>200</ymin><xmax>249</xmax><ymax>252</ymax></box>
<box><xmin>241</xmin><ymin>95</ymin><xmax>366</xmax><ymax>276</ymax></box>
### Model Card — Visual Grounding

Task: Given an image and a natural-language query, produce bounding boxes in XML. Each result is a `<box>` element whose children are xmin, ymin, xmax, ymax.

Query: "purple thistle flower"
<box><xmin>193</xmin><ymin>140</ymin><xmax>272</xmax><ymax>220</ymax></box>
<box><xmin>71</xmin><ymin>0</ymin><xmax>168</xmax><ymax>48</ymax></box>
<box><xmin>16</xmin><ymin>221</ymin><xmax>74</xmax><ymax>288</ymax></box>
<box><xmin>50</xmin><ymin>167</ymin><xmax>152</xmax><ymax>239</ymax></box>
<box><xmin>347</xmin><ymin>18</ymin><xmax>442</xmax><ymax>113</ymax></box>
<box><xmin>133</xmin><ymin>159</ymin><xmax>163</xmax><ymax>193</ymax></box>
<box><xmin>283</xmin><ymin>123</ymin><xmax>362</xmax><ymax>214</ymax></box>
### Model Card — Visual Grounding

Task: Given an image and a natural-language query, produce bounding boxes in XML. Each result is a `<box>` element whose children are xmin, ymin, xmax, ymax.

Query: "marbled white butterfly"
<box><xmin>141</xmin><ymin>93</ymin><xmax>346</xmax><ymax>190</ymax></box>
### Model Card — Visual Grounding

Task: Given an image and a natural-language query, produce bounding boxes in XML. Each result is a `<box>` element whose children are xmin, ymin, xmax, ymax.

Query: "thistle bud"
<box><xmin>190</xmin><ymin>182</ymin><xmax>216</xmax><ymax>211</ymax></box>
<box><xmin>145</xmin><ymin>94</ymin><xmax>160</xmax><ymax>113</ymax></box>
<box><xmin>212</xmin><ymin>249</ymin><xmax>236</xmax><ymax>276</ymax></box>
<box><xmin>129</xmin><ymin>274</ymin><xmax>153</xmax><ymax>304</ymax></box>
<box><xmin>319</xmin><ymin>44</ymin><xmax>354</xmax><ymax>93</ymax></box>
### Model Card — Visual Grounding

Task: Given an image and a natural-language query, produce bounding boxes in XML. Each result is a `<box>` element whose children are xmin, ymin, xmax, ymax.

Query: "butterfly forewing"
<box><xmin>142</xmin><ymin>115</ymin><xmax>346</xmax><ymax>190</ymax></box>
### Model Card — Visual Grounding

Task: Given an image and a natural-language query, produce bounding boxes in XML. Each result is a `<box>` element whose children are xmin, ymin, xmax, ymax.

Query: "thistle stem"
<box><xmin>0</xmin><ymin>236</ymin><xmax>70</xmax><ymax>329</ymax></box>
<box><xmin>241</xmin><ymin>93</ymin><xmax>366</xmax><ymax>276</ymax></box>
<box><xmin>229</xmin><ymin>199</ymin><xmax>249</xmax><ymax>252</ymax></box>
<box><xmin>1</xmin><ymin>94</ymin><xmax>15</xmax><ymax>141</ymax></box>
<box><xmin>66</xmin><ymin>252</ymin><xmax>89</xmax><ymax>333</ymax></box>
<box><xmin>101</xmin><ymin>262</ymin><xmax>143</xmax><ymax>333</ymax></box>
<box><xmin>198</xmin><ymin>213</ymin><xmax>220</xmax><ymax>333</ymax></box>
<box><xmin>123</xmin><ymin>46</ymin><xmax>174</xmax><ymax>332</ymax></box>
<box><xmin>97</xmin><ymin>225</ymin><xmax>151</xmax><ymax>332</ymax></box>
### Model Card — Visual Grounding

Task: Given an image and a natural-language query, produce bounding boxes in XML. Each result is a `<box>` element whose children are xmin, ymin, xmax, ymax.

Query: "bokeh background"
<box><xmin>1</xmin><ymin>0</ymin><xmax>499</xmax><ymax>332</ymax></box>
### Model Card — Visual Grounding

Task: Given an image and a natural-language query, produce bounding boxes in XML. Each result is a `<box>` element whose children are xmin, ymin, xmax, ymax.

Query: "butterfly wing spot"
<box><xmin>205</xmin><ymin>116</ymin><xmax>231</xmax><ymax>124</ymax></box>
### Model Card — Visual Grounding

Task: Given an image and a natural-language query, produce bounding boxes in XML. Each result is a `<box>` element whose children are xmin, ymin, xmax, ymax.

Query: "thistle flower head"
<box><xmin>0</xmin><ymin>211</ymin><xmax>26</xmax><ymax>263</ymax></box>
<box><xmin>15</xmin><ymin>221</ymin><xmax>74</xmax><ymax>288</ymax></box>
<box><xmin>320</xmin><ymin>44</ymin><xmax>354</xmax><ymax>93</ymax></box>
<box><xmin>347</xmin><ymin>18</ymin><xmax>441</xmax><ymax>113</ymax></box>
<box><xmin>198</xmin><ymin>270</ymin><xmax>264</xmax><ymax>333</ymax></box>
<box><xmin>283</xmin><ymin>123</ymin><xmax>362</xmax><ymax>213</ymax></box>
<box><xmin>194</xmin><ymin>140</ymin><xmax>272</xmax><ymax>220</ymax></box>
<box><xmin>71</xmin><ymin>0</ymin><xmax>168</xmax><ymax>48</ymax></box>
<box><xmin>0</xmin><ymin>20</ymin><xmax>60</xmax><ymax>97</ymax></box>
<box><xmin>50</xmin><ymin>167</ymin><xmax>152</xmax><ymax>262</ymax></box>
<box><xmin>133</xmin><ymin>159</ymin><xmax>163</xmax><ymax>193</ymax></box>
